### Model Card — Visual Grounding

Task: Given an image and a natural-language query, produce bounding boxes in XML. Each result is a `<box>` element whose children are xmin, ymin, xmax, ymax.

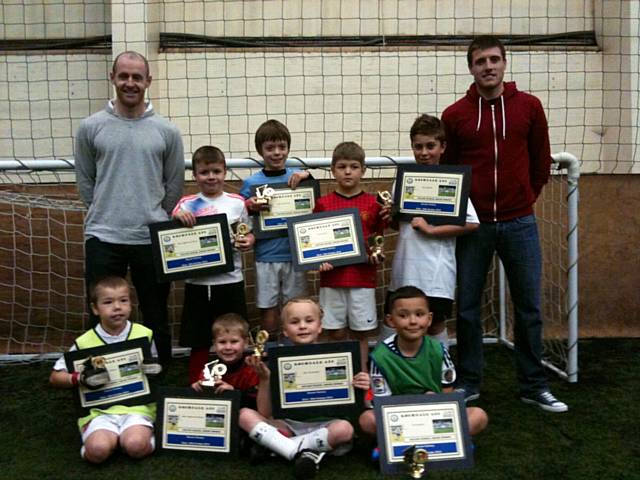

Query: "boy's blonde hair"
<box><xmin>211</xmin><ymin>313</ymin><xmax>250</xmax><ymax>339</ymax></box>
<box><xmin>281</xmin><ymin>296</ymin><xmax>324</xmax><ymax>323</ymax></box>
<box><xmin>90</xmin><ymin>276</ymin><xmax>130</xmax><ymax>304</ymax></box>
<box><xmin>254</xmin><ymin>119</ymin><xmax>291</xmax><ymax>155</ymax></box>
<box><xmin>192</xmin><ymin>145</ymin><xmax>226</xmax><ymax>171</ymax></box>
<box><xmin>331</xmin><ymin>141</ymin><xmax>365</xmax><ymax>167</ymax></box>
<box><xmin>409</xmin><ymin>114</ymin><xmax>446</xmax><ymax>144</ymax></box>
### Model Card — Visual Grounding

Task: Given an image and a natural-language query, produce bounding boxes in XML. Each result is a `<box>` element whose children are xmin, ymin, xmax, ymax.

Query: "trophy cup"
<box><xmin>255</xmin><ymin>184</ymin><xmax>276</xmax><ymax>206</ymax></box>
<box><xmin>252</xmin><ymin>329</ymin><xmax>270</xmax><ymax>357</ymax></box>
<box><xmin>403</xmin><ymin>445</ymin><xmax>429</xmax><ymax>479</ymax></box>
<box><xmin>368</xmin><ymin>235</ymin><xmax>385</xmax><ymax>263</ymax></box>
<box><xmin>233</xmin><ymin>222</ymin><xmax>250</xmax><ymax>247</ymax></box>
<box><xmin>376</xmin><ymin>190</ymin><xmax>393</xmax><ymax>208</ymax></box>
<box><xmin>201</xmin><ymin>360</ymin><xmax>228</xmax><ymax>387</ymax></box>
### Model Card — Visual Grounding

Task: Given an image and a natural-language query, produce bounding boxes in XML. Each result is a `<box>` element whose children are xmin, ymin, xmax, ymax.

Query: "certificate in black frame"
<box><xmin>392</xmin><ymin>164</ymin><xmax>471</xmax><ymax>226</ymax></box>
<box><xmin>374</xmin><ymin>392</ymin><xmax>474</xmax><ymax>474</ymax></box>
<box><xmin>155</xmin><ymin>387</ymin><xmax>240</xmax><ymax>456</ymax></box>
<box><xmin>64</xmin><ymin>337</ymin><xmax>154</xmax><ymax>415</ymax></box>
<box><xmin>287</xmin><ymin>207</ymin><xmax>367</xmax><ymax>272</ymax></box>
<box><xmin>268</xmin><ymin>341</ymin><xmax>363</xmax><ymax>421</ymax></box>
<box><xmin>148</xmin><ymin>214</ymin><xmax>234</xmax><ymax>282</ymax></box>
<box><xmin>250</xmin><ymin>179</ymin><xmax>321</xmax><ymax>239</ymax></box>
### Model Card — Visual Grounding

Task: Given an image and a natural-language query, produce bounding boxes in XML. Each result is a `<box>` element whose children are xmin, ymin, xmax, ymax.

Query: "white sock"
<box><xmin>249</xmin><ymin>422</ymin><xmax>301</xmax><ymax>460</ymax></box>
<box><xmin>297</xmin><ymin>427</ymin><xmax>331</xmax><ymax>452</ymax></box>
<box><xmin>431</xmin><ymin>328</ymin><xmax>449</xmax><ymax>347</ymax></box>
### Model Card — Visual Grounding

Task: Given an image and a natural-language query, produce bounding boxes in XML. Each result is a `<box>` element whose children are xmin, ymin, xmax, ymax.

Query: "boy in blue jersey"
<box><xmin>240</xmin><ymin>119</ymin><xmax>310</xmax><ymax>337</ymax></box>
<box><xmin>50</xmin><ymin>276</ymin><xmax>160</xmax><ymax>463</ymax></box>
<box><xmin>359</xmin><ymin>286</ymin><xmax>488</xmax><ymax>441</ymax></box>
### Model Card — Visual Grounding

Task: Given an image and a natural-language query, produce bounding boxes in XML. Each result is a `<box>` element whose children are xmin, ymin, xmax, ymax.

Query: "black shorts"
<box><xmin>179</xmin><ymin>281</ymin><xmax>248</xmax><ymax>348</ymax></box>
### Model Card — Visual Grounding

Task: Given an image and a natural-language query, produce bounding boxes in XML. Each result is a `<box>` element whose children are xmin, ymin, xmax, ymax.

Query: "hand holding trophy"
<box><xmin>252</xmin><ymin>329</ymin><xmax>270</xmax><ymax>358</ymax></box>
<box><xmin>233</xmin><ymin>222</ymin><xmax>250</xmax><ymax>248</ymax></box>
<box><xmin>403</xmin><ymin>445</ymin><xmax>429</xmax><ymax>478</ymax></box>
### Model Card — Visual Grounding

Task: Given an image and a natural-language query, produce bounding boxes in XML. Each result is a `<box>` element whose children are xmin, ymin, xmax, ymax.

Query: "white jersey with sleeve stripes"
<box><xmin>369</xmin><ymin>334</ymin><xmax>456</xmax><ymax>397</ymax></box>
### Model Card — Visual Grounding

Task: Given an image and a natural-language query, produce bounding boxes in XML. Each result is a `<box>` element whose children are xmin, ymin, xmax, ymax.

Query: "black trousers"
<box><xmin>85</xmin><ymin>237</ymin><xmax>172</xmax><ymax>366</ymax></box>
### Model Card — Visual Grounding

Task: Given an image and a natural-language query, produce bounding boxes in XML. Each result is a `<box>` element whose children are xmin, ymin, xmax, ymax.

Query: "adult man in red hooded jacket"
<box><xmin>441</xmin><ymin>36</ymin><xmax>567</xmax><ymax>413</ymax></box>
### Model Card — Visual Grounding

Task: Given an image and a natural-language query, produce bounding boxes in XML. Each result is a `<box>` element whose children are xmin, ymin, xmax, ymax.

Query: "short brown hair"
<box><xmin>331</xmin><ymin>141</ymin><xmax>365</xmax><ymax>167</ymax></box>
<box><xmin>467</xmin><ymin>35</ymin><xmax>506</xmax><ymax>68</ymax></box>
<box><xmin>387</xmin><ymin>286</ymin><xmax>430</xmax><ymax>313</ymax></box>
<box><xmin>192</xmin><ymin>145</ymin><xmax>226</xmax><ymax>171</ymax></box>
<box><xmin>254</xmin><ymin>119</ymin><xmax>291</xmax><ymax>155</ymax></box>
<box><xmin>410</xmin><ymin>114</ymin><xmax>446</xmax><ymax>144</ymax></box>
<box><xmin>112</xmin><ymin>51</ymin><xmax>150</xmax><ymax>78</ymax></box>
<box><xmin>90</xmin><ymin>276</ymin><xmax>130</xmax><ymax>304</ymax></box>
<box><xmin>211</xmin><ymin>313</ymin><xmax>249</xmax><ymax>339</ymax></box>
<box><xmin>281</xmin><ymin>297</ymin><xmax>323</xmax><ymax>324</ymax></box>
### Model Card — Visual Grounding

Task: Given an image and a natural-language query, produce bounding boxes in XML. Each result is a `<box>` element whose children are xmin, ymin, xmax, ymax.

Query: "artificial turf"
<box><xmin>1</xmin><ymin>339</ymin><xmax>638</xmax><ymax>480</ymax></box>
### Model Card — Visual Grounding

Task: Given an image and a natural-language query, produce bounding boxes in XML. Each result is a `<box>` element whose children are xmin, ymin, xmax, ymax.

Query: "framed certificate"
<box><xmin>374</xmin><ymin>392</ymin><xmax>474</xmax><ymax>474</ymax></box>
<box><xmin>268</xmin><ymin>341</ymin><xmax>362</xmax><ymax>420</ymax></box>
<box><xmin>287</xmin><ymin>208</ymin><xmax>367</xmax><ymax>271</ymax></box>
<box><xmin>156</xmin><ymin>387</ymin><xmax>240</xmax><ymax>455</ymax></box>
<box><xmin>250</xmin><ymin>179</ymin><xmax>321</xmax><ymax>239</ymax></box>
<box><xmin>393</xmin><ymin>165</ymin><xmax>471</xmax><ymax>225</ymax></box>
<box><xmin>64</xmin><ymin>337</ymin><xmax>154</xmax><ymax>413</ymax></box>
<box><xmin>149</xmin><ymin>214</ymin><xmax>234</xmax><ymax>282</ymax></box>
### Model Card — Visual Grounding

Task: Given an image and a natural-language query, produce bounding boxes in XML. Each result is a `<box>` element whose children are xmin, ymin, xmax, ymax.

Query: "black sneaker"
<box><xmin>520</xmin><ymin>390</ymin><xmax>568</xmax><ymax>413</ymax></box>
<box><xmin>293</xmin><ymin>449</ymin><xmax>325</xmax><ymax>479</ymax></box>
<box><xmin>454</xmin><ymin>385</ymin><xmax>480</xmax><ymax>403</ymax></box>
<box><xmin>249</xmin><ymin>443</ymin><xmax>272</xmax><ymax>465</ymax></box>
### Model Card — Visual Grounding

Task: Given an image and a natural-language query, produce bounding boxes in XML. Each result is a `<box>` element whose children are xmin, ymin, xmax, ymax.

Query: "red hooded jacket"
<box><xmin>441</xmin><ymin>81</ymin><xmax>551</xmax><ymax>223</ymax></box>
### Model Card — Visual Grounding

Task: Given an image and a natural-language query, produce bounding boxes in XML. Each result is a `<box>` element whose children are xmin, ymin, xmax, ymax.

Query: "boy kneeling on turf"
<box><xmin>50</xmin><ymin>276</ymin><xmax>160</xmax><ymax>463</ymax></box>
<box><xmin>359</xmin><ymin>286</ymin><xmax>488</xmax><ymax>448</ymax></box>
<box><xmin>239</xmin><ymin>297</ymin><xmax>370</xmax><ymax>479</ymax></box>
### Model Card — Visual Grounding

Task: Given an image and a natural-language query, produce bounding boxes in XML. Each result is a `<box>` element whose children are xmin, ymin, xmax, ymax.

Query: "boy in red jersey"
<box><xmin>314</xmin><ymin>141</ymin><xmax>387</xmax><ymax>370</ymax></box>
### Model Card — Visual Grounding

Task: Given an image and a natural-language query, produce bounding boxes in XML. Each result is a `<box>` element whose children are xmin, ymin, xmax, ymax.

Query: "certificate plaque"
<box><xmin>64</xmin><ymin>337</ymin><xmax>154</xmax><ymax>412</ymax></box>
<box><xmin>393</xmin><ymin>165</ymin><xmax>471</xmax><ymax>226</ymax></box>
<box><xmin>287</xmin><ymin>208</ymin><xmax>367</xmax><ymax>271</ymax></box>
<box><xmin>374</xmin><ymin>392</ymin><xmax>474</xmax><ymax>474</ymax></box>
<box><xmin>268</xmin><ymin>341</ymin><xmax>362</xmax><ymax>420</ymax></box>
<box><xmin>156</xmin><ymin>388</ymin><xmax>240</xmax><ymax>455</ymax></box>
<box><xmin>149</xmin><ymin>214</ymin><xmax>234</xmax><ymax>282</ymax></box>
<box><xmin>251</xmin><ymin>179</ymin><xmax>320</xmax><ymax>239</ymax></box>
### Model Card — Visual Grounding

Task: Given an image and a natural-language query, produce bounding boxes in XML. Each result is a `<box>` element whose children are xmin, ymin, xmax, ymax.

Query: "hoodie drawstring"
<box><xmin>477</xmin><ymin>95</ymin><xmax>506</xmax><ymax>140</ymax></box>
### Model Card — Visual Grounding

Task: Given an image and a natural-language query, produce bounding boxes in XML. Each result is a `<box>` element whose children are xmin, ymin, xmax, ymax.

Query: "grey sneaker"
<box><xmin>454</xmin><ymin>385</ymin><xmax>480</xmax><ymax>403</ymax></box>
<box><xmin>293</xmin><ymin>449</ymin><xmax>325</xmax><ymax>479</ymax></box>
<box><xmin>520</xmin><ymin>390</ymin><xmax>568</xmax><ymax>413</ymax></box>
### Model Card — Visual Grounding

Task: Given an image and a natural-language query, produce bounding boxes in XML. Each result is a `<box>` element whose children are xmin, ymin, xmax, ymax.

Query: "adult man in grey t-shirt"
<box><xmin>75</xmin><ymin>51</ymin><xmax>185</xmax><ymax>367</ymax></box>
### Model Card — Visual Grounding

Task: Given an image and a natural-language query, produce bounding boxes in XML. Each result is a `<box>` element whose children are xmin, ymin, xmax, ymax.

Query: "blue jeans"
<box><xmin>455</xmin><ymin>214</ymin><xmax>548</xmax><ymax>396</ymax></box>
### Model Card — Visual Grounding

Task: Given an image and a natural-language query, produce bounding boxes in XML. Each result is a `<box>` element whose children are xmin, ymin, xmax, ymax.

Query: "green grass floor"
<box><xmin>2</xmin><ymin>339</ymin><xmax>639</xmax><ymax>480</ymax></box>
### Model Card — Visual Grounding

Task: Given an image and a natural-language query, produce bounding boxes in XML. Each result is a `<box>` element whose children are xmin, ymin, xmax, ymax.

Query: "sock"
<box><xmin>249</xmin><ymin>422</ymin><xmax>302</xmax><ymax>460</ymax></box>
<box><xmin>431</xmin><ymin>328</ymin><xmax>449</xmax><ymax>347</ymax></box>
<box><xmin>188</xmin><ymin>347</ymin><xmax>210</xmax><ymax>384</ymax></box>
<box><xmin>297</xmin><ymin>427</ymin><xmax>331</xmax><ymax>452</ymax></box>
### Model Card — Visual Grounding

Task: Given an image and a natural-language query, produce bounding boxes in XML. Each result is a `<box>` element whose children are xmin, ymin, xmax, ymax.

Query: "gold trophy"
<box><xmin>233</xmin><ymin>222</ymin><xmax>250</xmax><ymax>247</ymax></box>
<box><xmin>252</xmin><ymin>329</ymin><xmax>270</xmax><ymax>357</ymax></box>
<box><xmin>255</xmin><ymin>184</ymin><xmax>276</xmax><ymax>206</ymax></box>
<box><xmin>376</xmin><ymin>190</ymin><xmax>393</xmax><ymax>208</ymax></box>
<box><xmin>201</xmin><ymin>360</ymin><xmax>228</xmax><ymax>387</ymax></box>
<box><xmin>403</xmin><ymin>445</ymin><xmax>429</xmax><ymax>479</ymax></box>
<box><xmin>369</xmin><ymin>235</ymin><xmax>385</xmax><ymax>263</ymax></box>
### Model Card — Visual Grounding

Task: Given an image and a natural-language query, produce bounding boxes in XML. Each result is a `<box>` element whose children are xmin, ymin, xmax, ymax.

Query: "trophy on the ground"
<box><xmin>251</xmin><ymin>329</ymin><xmax>270</xmax><ymax>358</ymax></box>
<box><xmin>403</xmin><ymin>445</ymin><xmax>429</xmax><ymax>478</ymax></box>
<box><xmin>368</xmin><ymin>234</ymin><xmax>385</xmax><ymax>264</ymax></box>
<box><xmin>201</xmin><ymin>360</ymin><xmax>228</xmax><ymax>387</ymax></box>
<box><xmin>376</xmin><ymin>190</ymin><xmax>393</xmax><ymax>209</ymax></box>
<box><xmin>233</xmin><ymin>221</ymin><xmax>250</xmax><ymax>247</ymax></box>
<box><xmin>255</xmin><ymin>184</ymin><xmax>276</xmax><ymax>207</ymax></box>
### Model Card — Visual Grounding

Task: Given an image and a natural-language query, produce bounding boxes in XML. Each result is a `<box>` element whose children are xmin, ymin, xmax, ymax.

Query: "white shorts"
<box><xmin>255</xmin><ymin>261</ymin><xmax>308</xmax><ymax>309</ymax></box>
<box><xmin>81</xmin><ymin>413</ymin><xmax>154</xmax><ymax>443</ymax></box>
<box><xmin>319</xmin><ymin>287</ymin><xmax>378</xmax><ymax>331</ymax></box>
